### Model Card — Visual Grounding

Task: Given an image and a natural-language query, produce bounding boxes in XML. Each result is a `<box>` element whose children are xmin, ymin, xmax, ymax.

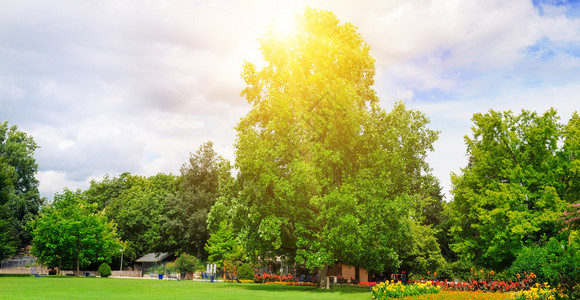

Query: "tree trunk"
<box><xmin>76</xmin><ymin>251</ymin><xmax>80</xmax><ymax>276</ymax></box>
<box><xmin>58</xmin><ymin>256</ymin><xmax>62</xmax><ymax>275</ymax></box>
<box><xmin>355</xmin><ymin>265</ymin><xmax>360</xmax><ymax>283</ymax></box>
<box><xmin>317</xmin><ymin>264</ymin><xmax>329</xmax><ymax>289</ymax></box>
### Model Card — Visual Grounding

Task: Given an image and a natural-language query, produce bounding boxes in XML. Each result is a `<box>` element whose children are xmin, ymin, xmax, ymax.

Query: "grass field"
<box><xmin>0</xmin><ymin>275</ymin><xmax>371</xmax><ymax>299</ymax></box>
<box><xmin>0</xmin><ymin>276</ymin><xmax>518</xmax><ymax>299</ymax></box>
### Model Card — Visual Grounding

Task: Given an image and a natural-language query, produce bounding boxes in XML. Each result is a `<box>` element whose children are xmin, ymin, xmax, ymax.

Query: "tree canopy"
<box><xmin>162</xmin><ymin>141</ymin><xmax>221</xmax><ymax>258</ymax></box>
<box><xmin>85</xmin><ymin>173</ymin><xmax>178</xmax><ymax>258</ymax></box>
<box><xmin>30</xmin><ymin>189</ymin><xmax>121</xmax><ymax>275</ymax></box>
<box><xmin>0</xmin><ymin>121</ymin><xmax>42</xmax><ymax>260</ymax></box>
<box><xmin>449</xmin><ymin>109</ymin><xmax>579</xmax><ymax>270</ymax></box>
<box><xmin>209</xmin><ymin>8</ymin><xmax>440</xmax><ymax>286</ymax></box>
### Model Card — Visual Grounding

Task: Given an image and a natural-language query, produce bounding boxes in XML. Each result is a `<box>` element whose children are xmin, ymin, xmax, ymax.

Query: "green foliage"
<box><xmin>84</xmin><ymin>173</ymin><xmax>178</xmax><ymax>259</ymax></box>
<box><xmin>210</xmin><ymin>8</ymin><xmax>440</xmax><ymax>285</ymax></box>
<box><xmin>205</xmin><ymin>221</ymin><xmax>244</xmax><ymax>267</ymax></box>
<box><xmin>444</xmin><ymin>260</ymin><xmax>472</xmax><ymax>281</ymax></box>
<box><xmin>434</xmin><ymin>262</ymin><xmax>453</xmax><ymax>281</ymax></box>
<box><xmin>237</xmin><ymin>263</ymin><xmax>254</xmax><ymax>280</ymax></box>
<box><xmin>175</xmin><ymin>253</ymin><xmax>198</xmax><ymax>273</ymax></box>
<box><xmin>449</xmin><ymin>109</ymin><xmax>579</xmax><ymax>270</ymax></box>
<box><xmin>542</xmin><ymin>238</ymin><xmax>580</xmax><ymax>297</ymax></box>
<box><xmin>0</xmin><ymin>121</ymin><xmax>43</xmax><ymax>260</ymax></box>
<box><xmin>98</xmin><ymin>263</ymin><xmax>112</xmax><ymax>277</ymax></box>
<box><xmin>502</xmin><ymin>237</ymin><xmax>580</xmax><ymax>297</ymax></box>
<box><xmin>509</xmin><ymin>246</ymin><xmax>549</xmax><ymax>284</ymax></box>
<box><xmin>164</xmin><ymin>262</ymin><xmax>176</xmax><ymax>274</ymax></box>
<box><xmin>398</xmin><ymin>222</ymin><xmax>445</xmax><ymax>278</ymax></box>
<box><xmin>0</xmin><ymin>218</ymin><xmax>18</xmax><ymax>261</ymax></box>
<box><xmin>30</xmin><ymin>189</ymin><xmax>121</xmax><ymax>275</ymax></box>
<box><xmin>162</xmin><ymin>142</ymin><xmax>221</xmax><ymax>258</ymax></box>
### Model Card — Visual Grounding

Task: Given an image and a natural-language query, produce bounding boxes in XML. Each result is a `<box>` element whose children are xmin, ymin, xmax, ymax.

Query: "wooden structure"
<box><xmin>135</xmin><ymin>252</ymin><xmax>172</xmax><ymax>277</ymax></box>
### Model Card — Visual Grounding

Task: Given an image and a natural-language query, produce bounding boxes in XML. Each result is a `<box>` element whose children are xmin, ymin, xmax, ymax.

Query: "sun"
<box><xmin>272</xmin><ymin>14</ymin><xmax>295</xmax><ymax>38</ymax></box>
<box><xmin>269</xmin><ymin>7</ymin><xmax>297</xmax><ymax>38</ymax></box>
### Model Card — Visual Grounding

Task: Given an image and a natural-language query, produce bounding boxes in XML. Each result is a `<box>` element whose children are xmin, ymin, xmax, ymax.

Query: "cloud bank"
<box><xmin>1</xmin><ymin>0</ymin><xmax>578</xmax><ymax>199</ymax></box>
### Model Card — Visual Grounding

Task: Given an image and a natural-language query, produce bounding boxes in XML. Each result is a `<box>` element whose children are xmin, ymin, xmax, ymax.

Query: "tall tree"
<box><xmin>210</xmin><ymin>8</ymin><xmax>439</xmax><ymax>288</ymax></box>
<box><xmin>162</xmin><ymin>142</ymin><xmax>221</xmax><ymax>257</ymax></box>
<box><xmin>449</xmin><ymin>109</ymin><xmax>578</xmax><ymax>270</ymax></box>
<box><xmin>84</xmin><ymin>173</ymin><xmax>178</xmax><ymax>259</ymax></box>
<box><xmin>30</xmin><ymin>189</ymin><xmax>121</xmax><ymax>275</ymax></box>
<box><xmin>0</xmin><ymin>121</ymin><xmax>42</xmax><ymax>260</ymax></box>
<box><xmin>84</xmin><ymin>172</ymin><xmax>132</xmax><ymax>211</ymax></box>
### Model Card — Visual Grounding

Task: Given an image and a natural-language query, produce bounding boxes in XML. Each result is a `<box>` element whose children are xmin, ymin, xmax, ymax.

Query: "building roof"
<box><xmin>135</xmin><ymin>252</ymin><xmax>171</xmax><ymax>263</ymax></box>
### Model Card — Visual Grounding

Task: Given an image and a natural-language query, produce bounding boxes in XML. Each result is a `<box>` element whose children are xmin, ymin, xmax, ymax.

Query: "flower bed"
<box><xmin>263</xmin><ymin>281</ymin><xmax>317</xmax><ymax>286</ymax></box>
<box><xmin>509</xmin><ymin>284</ymin><xmax>556</xmax><ymax>300</ymax></box>
<box><xmin>399</xmin><ymin>291</ymin><xmax>512</xmax><ymax>299</ymax></box>
<box><xmin>253</xmin><ymin>273</ymin><xmax>294</xmax><ymax>284</ymax></box>
<box><xmin>239</xmin><ymin>279</ymin><xmax>254</xmax><ymax>283</ymax></box>
<box><xmin>429</xmin><ymin>279</ymin><xmax>525</xmax><ymax>293</ymax></box>
<box><xmin>371</xmin><ymin>271</ymin><xmax>563</xmax><ymax>300</ymax></box>
<box><xmin>372</xmin><ymin>280</ymin><xmax>442</xmax><ymax>299</ymax></box>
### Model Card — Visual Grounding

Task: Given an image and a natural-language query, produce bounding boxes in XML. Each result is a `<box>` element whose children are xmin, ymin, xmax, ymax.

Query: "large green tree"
<box><xmin>210</xmin><ymin>8</ymin><xmax>439</xmax><ymax>287</ymax></box>
<box><xmin>85</xmin><ymin>173</ymin><xmax>177</xmax><ymax>258</ymax></box>
<box><xmin>30</xmin><ymin>189</ymin><xmax>121</xmax><ymax>275</ymax></box>
<box><xmin>0</xmin><ymin>121</ymin><xmax>43</xmax><ymax>260</ymax></box>
<box><xmin>161</xmin><ymin>142</ymin><xmax>221</xmax><ymax>258</ymax></box>
<box><xmin>449</xmin><ymin>109</ymin><xmax>579</xmax><ymax>270</ymax></box>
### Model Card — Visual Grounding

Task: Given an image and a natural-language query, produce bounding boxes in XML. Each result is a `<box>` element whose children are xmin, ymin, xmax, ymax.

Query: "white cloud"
<box><xmin>1</xmin><ymin>0</ymin><xmax>579</xmax><ymax>200</ymax></box>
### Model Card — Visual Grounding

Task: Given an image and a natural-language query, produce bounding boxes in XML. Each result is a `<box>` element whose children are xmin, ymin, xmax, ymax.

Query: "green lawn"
<box><xmin>0</xmin><ymin>276</ymin><xmax>371</xmax><ymax>299</ymax></box>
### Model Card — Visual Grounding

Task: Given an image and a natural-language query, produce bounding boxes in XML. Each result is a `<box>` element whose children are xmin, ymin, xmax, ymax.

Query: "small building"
<box><xmin>328</xmin><ymin>262</ymin><xmax>369</xmax><ymax>283</ymax></box>
<box><xmin>135</xmin><ymin>252</ymin><xmax>173</xmax><ymax>277</ymax></box>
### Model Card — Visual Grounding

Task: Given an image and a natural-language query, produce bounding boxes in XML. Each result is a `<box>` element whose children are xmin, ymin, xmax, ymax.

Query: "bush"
<box><xmin>165</xmin><ymin>262</ymin><xmax>176</xmax><ymax>274</ymax></box>
<box><xmin>447</xmin><ymin>260</ymin><xmax>471</xmax><ymax>281</ymax></box>
<box><xmin>175</xmin><ymin>253</ymin><xmax>198</xmax><ymax>273</ymax></box>
<box><xmin>435</xmin><ymin>262</ymin><xmax>453</xmax><ymax>281</ymax></box>
<box><xmin>238</xmin><ymin>263</ymin><xmax>254</xmax><ymax>280</ymax></box>
<box><xmin>509</xmin><ymin>246</ymin><xmax>549</xmax><ymax>284</ymax></box>
<box><xmin>542</xmin><ymin>238</ymin><xmax>580</xmax><ymax>298</ymax></box>
<box><xmin>98</xmin><ymin>263</ymin><xmax>112</xmax><ymax>278</ymax></box>
<box><xmin>506</xmin><ymin>238</ymin><xmax>580</xmax><ymax>298</ymax></box>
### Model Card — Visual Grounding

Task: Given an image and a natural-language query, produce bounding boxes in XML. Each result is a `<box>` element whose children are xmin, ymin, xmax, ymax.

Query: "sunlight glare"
<box><xmin>270</xmin><ymin>8</ymin><xmax>296</xmax><ymax>38</ymax></box>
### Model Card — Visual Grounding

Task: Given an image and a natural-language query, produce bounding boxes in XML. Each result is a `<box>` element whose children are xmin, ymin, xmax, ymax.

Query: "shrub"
<box><xmin>224</xmin><ymin>260</ymin><xmax>238</xmax><ymax>274</ymax></box>
<box><xmin>447</xmin><ymin>260</ymin><xmax>472</xmax><ymax>281</ymax></box>
<box><xmin>435</xmin><ymin>262</ymin><xmax>453</xmax><ymax>281</ymax></box>
<box><xmin>165</xmin><ymin>262</ymin><xmax>176</xmax><ymax>274</ymax></box>
<box><xmin>542</xmin><ymin>238</ymin><xmax>580</xmax><ymax>298</ymax></box>
<box><xmin>509</xmin><ymin>246</ymin><xmax>549</xmax><ymax>284</ymax></box>
<box><xmin>175</xmin><ymin>253</ymin><xmax>198</xmax><ymax>273</ymax></box>
<box><xmin>98</xmin><ymin>263</ymin><xmax>112</xmax><ymax>278</ymax></box>
<box><xmin>238</xmin><ymin>263</ymin><xmax>254</xmax><ymax>280</ymax></box>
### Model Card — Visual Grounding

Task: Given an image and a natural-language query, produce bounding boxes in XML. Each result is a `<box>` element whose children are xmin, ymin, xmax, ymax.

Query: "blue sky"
<box><xmin>1</xmin><ymin>0</ymin><xmax>579</xmax><ymax>200</ymax></box>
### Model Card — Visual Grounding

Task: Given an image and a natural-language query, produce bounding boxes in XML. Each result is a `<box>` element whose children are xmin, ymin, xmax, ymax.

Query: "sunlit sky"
<box><xmin>1</xmin><ymin>0</ymin><xmax>579</xmax><ymax>200</ymax></box>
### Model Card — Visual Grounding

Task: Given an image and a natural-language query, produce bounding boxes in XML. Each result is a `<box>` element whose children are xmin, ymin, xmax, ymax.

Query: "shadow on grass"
<box><xmin>223</xmin><ymin>283</ymin><xmax>370</xmax><ymax>296</ymax></box>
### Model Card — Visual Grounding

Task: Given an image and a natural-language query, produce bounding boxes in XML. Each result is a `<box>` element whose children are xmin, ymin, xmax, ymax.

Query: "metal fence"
<box><xmin>0</xmin><ymin>256</ymin><xmax>36</xmax><ymax>269</ymax></box>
